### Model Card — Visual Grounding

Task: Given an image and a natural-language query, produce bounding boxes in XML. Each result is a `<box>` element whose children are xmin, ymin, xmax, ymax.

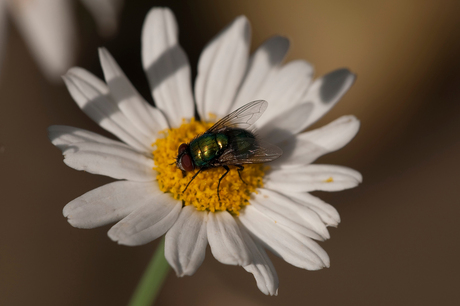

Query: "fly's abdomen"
<box><xmin>190</xmin><ymin>133</ymin><xmax>228</xmax><ymax>167</ymax></box>
<box><xmin>226</xmin><ymin>129</ymin><xmax>256</xmax><ymax>154</ymax></box>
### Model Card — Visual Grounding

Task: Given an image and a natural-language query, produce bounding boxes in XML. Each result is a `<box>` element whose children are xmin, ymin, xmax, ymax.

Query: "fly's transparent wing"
<box><xmin>215</xmin><ymin>138</ymin><xmax>283</xmax><ymax>166</ymax></box>
<box><xmin>207</xmin><ymin>100</ymin><xmax>268</xmax><ymax>133</ymax></box>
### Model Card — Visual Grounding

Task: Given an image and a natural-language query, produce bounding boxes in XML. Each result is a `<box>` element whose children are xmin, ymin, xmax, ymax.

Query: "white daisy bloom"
<box><xmin>0</xmin><ymin>0</ymin><xmax>123</xmax><ymax>81</ymax></box>
<box><xmin>49</xmin><ymin>7</ymin><xmax>361</xmax><ymax>296</ymax></box>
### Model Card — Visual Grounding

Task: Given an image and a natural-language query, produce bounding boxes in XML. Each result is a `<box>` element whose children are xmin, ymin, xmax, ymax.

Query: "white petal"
<box><xmin>254</xmin><ymin>60</ymin><xmax>313</xmax><ymax>128</ymax></box>
<box><xmin>286</xmin><ymin>192</ymin><xmax>341</xmax><ymax>227</ymax></box>
<box><xmin>0</xmin><ymin>0</ymin><xmax>7</xmax><ymax>77</ymax></box>
<box><xmin>108</xmin><ymin>193</ymin><xmax>181</xmax><ymax>246</ymax></box>
<box><xmin>99</xmin><ymin>47</ymin><xmax>168</xmax><ymax>139</ymax></box>
<box><xmin>48</xmin><ymin>125</ymin><xmax>155</xmax><ymax>181</ymax></box>
<box><xmin>7</xmin><ymin>0</ymin><xmax>76</xmax><ymax>81</ymax></box>
<box><xmin>63</xmin><ymin>181</ymin><xmax>160</xmax><ymax>229</ymax></box>
<box><xmin>264</xmin><ymin>164</ymin><xmax>362</xmax><ymax>193</ymax></box>
<box><xmin>232</xmin><ymin>36</ymin><xmax>290</xmax><ymax>110</ymax></box>
<box><xmin>253</xmin><ymin>189</ymin><xmax>330</xmax><ymax>240</ymax></box>
<box><xmin>257</xmin><ymin>102</ymin><xmax>314</xmax><ymax>144</ymax></box>
<box><xmin>271</xmin><ymin>115</ymin><xmax>360</xmax><ymax>168</ymax></box>
<box><xmin>63</xmin><ymin>68</ymin><xmax>152</xmax><ymax>152</ymax></box>
<box><xmin>238</xmin><ymin>222</ymin><xmax>278</xmax><ymax>296</ymax></box>
<box><xmin>141</xmin><ymin>7</ymin><xmax>194</xmax><ymax>127</ymax></box>
<box><xmin>165</xmin><ymin>206</ymin><xmax>208</xmax><ymax>276</ymax></box>
<box><xmin>302</xmin><ymin>68</ymin><xmax>356</xmax><ymax>129</ymax></box>
<box><xmin>80</xmin><ymin>0</ymin><xmax>123</xmax><ymax>37</ymax></box>
<box><xmin>195</xmin><ymin>16</ymin><xmax>251</xmax><ymax>121</ymax></box>
<box><xmin>49</xmin><ymin>125</ymin><xmax>130</xmax><ymax>148</ymax></box>
<box><xmin>240</xmin><ymin>205</ymin><xmax>329</xmax><ymax>270</ymax></box>
<box><xmin>207</xmin><ymin>211</ymin><xmax>251</xmax><ymax>266</ymax></box>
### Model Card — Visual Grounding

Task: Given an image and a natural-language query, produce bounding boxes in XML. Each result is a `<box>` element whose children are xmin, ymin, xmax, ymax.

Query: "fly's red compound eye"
<box><xmin>178</xmin><ymin>143</ymin><xmax>187</xmax><ymax>155</ymax></box>
<box><xmin>180</xmin><ymin>154</ymin><xmax>194</xmax><ymax>172</ymax></box>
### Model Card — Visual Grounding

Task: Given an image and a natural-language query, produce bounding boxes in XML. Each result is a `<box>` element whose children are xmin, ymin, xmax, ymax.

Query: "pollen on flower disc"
<box><xmin>152</xmin><ymin>119</ymin><xmax>265</xmax><ymax>215</ymax></box>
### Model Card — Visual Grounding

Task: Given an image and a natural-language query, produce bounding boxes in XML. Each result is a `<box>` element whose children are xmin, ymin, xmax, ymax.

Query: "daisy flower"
<box><xmin>49</xmin><ymin>7</ymin><xmax>361</xmax><ymax>296</ymax></box>
<box><xmin>0</xmin><ymin>0</ymin><xmax>123</xmax><ymax>81</ymax></box>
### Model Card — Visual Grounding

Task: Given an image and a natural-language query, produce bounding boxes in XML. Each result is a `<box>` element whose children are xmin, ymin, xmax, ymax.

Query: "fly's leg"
<box><xmin>236</xmin><ymin>165</ymin><xmax>247</xmax><ymax>185</ymax></box>
<box><xmin>217</xmin><ymin>165</ymin><xmax>230</xmax><ymax>202</ymax></box>
<box><xmin>183</xmin><ymin>168</ymin><xmax>204</xmax><ymax>193</ymax></box>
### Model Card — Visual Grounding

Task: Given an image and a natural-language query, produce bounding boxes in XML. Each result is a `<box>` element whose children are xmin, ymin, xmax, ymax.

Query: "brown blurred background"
<box><xmin>1</xmin><ymin>0</ymin><xmax>460</xmax><ymax>305</ymax></box>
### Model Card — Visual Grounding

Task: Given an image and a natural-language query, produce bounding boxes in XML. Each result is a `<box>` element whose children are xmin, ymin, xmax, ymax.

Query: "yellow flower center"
<box><xmin>152</xmin><ymin>119</ymin><xmax>265</xmax><ymax>215</ymax></box>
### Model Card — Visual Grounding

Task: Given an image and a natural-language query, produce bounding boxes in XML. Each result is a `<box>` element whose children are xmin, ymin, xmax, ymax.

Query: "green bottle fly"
<box><xmin>175</xmin><ymin>100</ymin><xmax>282</xmax><ymax>200</ymax></box>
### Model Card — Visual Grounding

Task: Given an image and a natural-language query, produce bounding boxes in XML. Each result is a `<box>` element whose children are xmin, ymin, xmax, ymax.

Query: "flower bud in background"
<box><xmin>0</xmin><ymin>0</ymin><xmax>123</xmax><ymax>82</ymax></box>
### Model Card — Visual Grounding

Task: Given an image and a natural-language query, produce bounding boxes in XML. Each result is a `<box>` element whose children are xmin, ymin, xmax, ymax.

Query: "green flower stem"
<box><xmin>128</xmin><ymin>237</ymin><xmax>170</xmax><ymax>306</ymax></box>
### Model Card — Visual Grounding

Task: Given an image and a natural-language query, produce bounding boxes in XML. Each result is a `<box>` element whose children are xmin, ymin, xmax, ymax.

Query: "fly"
<box><xmin>176</xmin><ymin>100</ymin><xmax>283</xmax><ymax>201</ymax></box>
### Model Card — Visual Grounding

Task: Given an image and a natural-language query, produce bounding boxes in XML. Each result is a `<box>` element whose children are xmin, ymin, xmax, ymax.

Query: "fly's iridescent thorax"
<box><xmin>189</xmin><ymin>132</ymin><xmax>229</xmax><ymax>167</ymax></box>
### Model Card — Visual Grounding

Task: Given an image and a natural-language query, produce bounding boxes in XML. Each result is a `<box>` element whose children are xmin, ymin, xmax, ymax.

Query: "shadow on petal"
<box><xmin>319</xmin><ymin>68</ymin><xmax>353</xmax><ymax>103</ymax></box>
<box><xmin>144</xmin><ymin>44</ymin><xmax>189</xmax><ymax>95</ymax></box>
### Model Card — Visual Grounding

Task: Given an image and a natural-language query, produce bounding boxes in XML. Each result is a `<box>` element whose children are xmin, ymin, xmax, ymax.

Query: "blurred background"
<box><xmin>1</xmin><ymin>0</ymin><xmax>460</xmax><ymax>305</ymax></box>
